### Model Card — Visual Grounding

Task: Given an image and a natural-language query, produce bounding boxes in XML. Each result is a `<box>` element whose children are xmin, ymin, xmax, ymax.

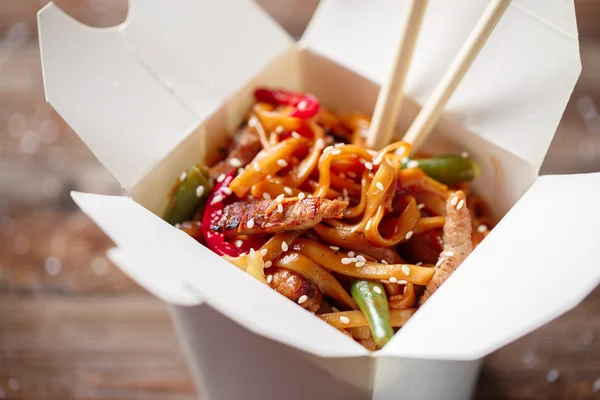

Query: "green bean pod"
<box><xmin>350</xmin><ymin>280</ymin><xmax>394</xmax><ymax>349</ymax></box>
<box><xmin>401</xmin><ymin>155</ymin><xmax>480</xmax><ymax>185</ymax></box>
<box><xmin>165</xmin><ymin>165</ymin><xmax>213</xmax><ymax>225</ymax></box>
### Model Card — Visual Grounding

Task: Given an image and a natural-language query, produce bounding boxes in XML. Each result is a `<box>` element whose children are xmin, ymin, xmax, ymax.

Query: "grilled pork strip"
<box><xmin>212</xmin><ymin>197</ymin><xmax>348</xmax><ymax>236</ymax></box>
<box><xmin>420</xmin><ymin>191</ymin><xmax>472</xmax><ymax>305</ymax></box>
<box><xmin>267</xmin><ymin>267</ymin><xmax>322</xmax><ymax>312</ymax></box>
<box><xmin>209</xmin><ymin>126</ymin><xmax>262</xmax><ymax>179</ymax></box>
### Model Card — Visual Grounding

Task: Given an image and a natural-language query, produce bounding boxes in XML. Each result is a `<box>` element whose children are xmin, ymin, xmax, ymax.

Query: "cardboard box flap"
<box><xmin>71</xmin><ymin>192</ymin><xmax>368</xmax><ymax>357</ymax></box>
<box><xmin>302</xmin><ymin>0</ymin><xmax>580</xmax><ymax>168</ymax></box>
<box><xmin>38</xmin><ymin>0</ymin><xmax>292</xmax><ymax>191</ymax></box>
<box><xmin>381</xmin><ymin>173</ymin><xmax>600</xmax><ymax>360</ymax></box>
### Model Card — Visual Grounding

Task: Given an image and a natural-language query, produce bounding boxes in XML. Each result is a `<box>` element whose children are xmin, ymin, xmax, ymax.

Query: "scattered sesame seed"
<box><xmin>8</xmin><ymin>378</ymin><xmax>20</xmax><ymax>392</ymax></box>
<box><xmin>359</xmin><ymin>158</ymin><xmax>367</xmax><ymax>165</ymax></box>
<box><xmin>277</xmin><ymin>204</ymin><xmax>283</xmax><ymax>213</ymax></box>
<box><xmin>195</xmin><ymin>186</ymin><xmax>205</xmax><ymax>198</ymax></box>
<box><xmin>247</xmin><ymin>218</ymin><xmax>255</xmax><ymax>229</ymax></box>
<box><xmin>546</xmin><ymin>368</ymin><xmax>560</xmax><ymax>383</ymax></box>
<box><xmin>376</xmin><ymin>182</ymin><xmax>384</xmax><ymax>191</ymax></box>
<box><xmin>340</xmin><ymin>173</ymin><xmax>346</xmax><ymax>179</ymax></box>
<box><xmin>298</xmin><ymin>192</ymin><xmax>306</xmax><ymax>200</ymax></box>
<box><xmin>582</xmin><ymin>331</ymin><xmax>594</xmax><ymax>345</ymax></box>
<box><xmin>340</xmin><ymin>316</ymin><xmax>350</xmax><ymax>324</ymax></box>
<box><xmin>477</xmin><ymin>224</ymin><xmax>488</xmax><ymax>233</ymax></box>
<box><xmin>407</xmin><ymin>160</ymin><xmax>419</xmax><ymax>169</ymax></box>
<box><xmin>365</xmin><ymin>161</ymin><xmax>373</xmax><ymax>170</ymax></box>
<box><xmin>341</xmin><ymin>258</ymin><xmax>352</xmax><ymax>265</ymax></box>
<box><xmin>292</xmin><ymin>131</ymin><xmax>301</xmax><ymax>139</ymax></box>
<box><xmin>334</xmin><ymin>143</ymin><xmax>344</xmax><ymax>148</ymax></box>
<box><xmin>264</xmin><ymin>261</ymin><xmax>272</xmax><ymax>268</ymax></box>
<box><xmin>593</xmin><ymin>377</ymin><xmax>600</xmax><ymax>393</ymax></box>
<box><xmin>229</xmin><ymin>158</ymin><xmax>242</xmax><ymax>168</ymax></box>
<box><xmin>248</xmin><ymin>117</ymin><xmax>258</xmax><ymax>127</ymax></box>
<box><xmin>211</xmin><ymin>194</ymin><xmax>224</xmax><ymax>205</ymax></box>
<box><xmin>235</xmin><ymin>240</ymin><xmax>243</xmax><ymax>248</ymax></box>
<box><xmin>442</xmin><ymin>251</ymin><xmax>454</xmax><ymax>257</ymax></box>
<box><xmin>417</xmin><ymin>203</ymin><xmax>425</xmax><ymax>209</ymax></box>
<box><xmin>356</xmin><ymin>255</ymin><xmax>366</xmax><ymax>262</ymax></box>
<box><xmin>180</xmin><ymin>172</ymin><xmax>187</xmax><ymax>181</ymax></box>
<box><xmin>260</xmin><ymin>249</ymin><xmax>268</xmax><ymax>257</ymax></box>
<box><xmin>450</xmin><ymin>196</ymin><xmax>459</xmax><ymax>206</ymax></box>
<box><xmin>238</xmin><ymin>167</ymin><xmax>245</xmax><ymax>174</ymax></box>
<box><xmin>217</xmin><ymin>173</ymin><xmax>225</xmax><ymax>183</ymax></box>
<box><xmin>401</xmin><ymin>157</ymin><xmax>409</xmax><ymax>163</ymax></box>
<box><xmin>356</xmin><ymin>261</ymin><xmax>366</xmax><ymax>267</ymax></box>
<box><xmin>253</xmin><ymin>162</ymin><xmax>261</xmax><ymax>171</ymax></box>
<box><xmin>389</xmin><ymin>277</ymin><xmax>398</xmax><ymax>283</ymax></box>
<box><xmin>521</xmin><ymin>350</ymin><xmax>536</xmax><ymax>366</ymax></box>
<box><xmin>402</xmin><ymin>265</ymin><xmax>410</xmax><ymax>275</ymax></box>
<box><xmin>323</xmin><ymin>145</ymin><xmax>333</xmax><ymax>153</ymax></box>
<box><xmin>397</xmin><ymin>280</ymin><xmax>408</xmax><ymax>284</ymax></box>
<box><xmin>221</xmin><ymin>187</ymin><xmax>233</xmax><ymax>195</ymax></box>
<box><xmin>281</xmin><ymin>242</ymin><xmax>289</xmax><ymax>252</ymax></box>
<box><xmin>315</xmin><ymin>138</ymin><xmax>325</xmax><ymax>148</ymax></box>
<box><xmin>373</xmin><ymin>154</ymin><xmax>383</xmax><ymax>165</ymax></box>
<box><xmin>263</xmin><ymin>192</ymin><xmax>271</xmax><ymax>200</ymax></box>
<box><xmin>276</xmin><ymin>194</ymin><xmax>285</xmax><ymax>203</ymax></box>
<box><xmin>436</xmin><ymin>257</ymin><xmax>445</xmax><ymax>267</ymax></box>
<box><xmin>348</xmin><ymin>251</ymin><xmax>355</xmax><ymax>257</ymax></box>
<box><xmin>329</xmin><ymin>246</ymin><xmax>340</xmax><ymax>251</ymax></box>
<box><xmin>405</xmin><ymin>231</ymin><xmax>414</xmax><ymax>240</ymax></box>
<box><xmin>332</xmin><ymin>149</ymin><xmax>342</xmax><ymax>155</ymax></box>
<box><xmin>381</xmin><ymin>260</ymin><xmax>389</xmax><ymax>265</ymax></box>
<box><xmin>416</xmin><ymin>262</ymin><xmax>423</xmax><ymax>266</ymax></box>
<box><xmin>284</xmin><ymin>187</ymin><xmax>293</xmax><ymax>195</ymax></box>
<box><xmin>457</xmin><ymin>199</ymin><xmax>465</xmax><ymax>210</ymax></box>
<box><xmin>275</xmin><ymin>125</ymin><xmax>284</xmax><ymax>133</ymax></box>
<box><xmin>297</xmin><ymin>100</ymin><xmax>308</xmax><ymax>110</ymax></box>
<box><xmin>373</xmin><ymin>286</ymin><xmax>382</xmax><ymax>294</ymax></box>
<box><xmin>277</xmin><ymin>159</ymin><xmax>288</xmax><ymax>167</ymax></box>
<box><xmin>461</xmin><ymin>151</ymin><xmax>469</xmax><ymax>158</ymax></box>
<box><xmin>240</xmin><ymin>252</ymin><xmax>247</xmax><ymax>257</ymax></box>
<box><xmin>266</xmin><ymin>275</ymin><xmax>273</xmax><ymax>284</ymax></box>
<box><xmin>308</xmin><ymin>194</ymin><xmax>313</xmax><ymax>198</ymax></box>
<box><xmin>298</xmin><ymin>295</ymin><xmax>308</xmax><ymax>304</ymax></box>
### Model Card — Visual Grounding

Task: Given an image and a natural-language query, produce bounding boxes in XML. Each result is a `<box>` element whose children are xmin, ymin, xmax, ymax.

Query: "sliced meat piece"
<box><xmin>420</xmin><ymin>191</ymin><xmax>472</xmax><ymax>306</ymax></box>
<box><xmin>209</xmin><ymin>126</ymin><xmax>262</xmax><ymax>179</ymax></box>
<box><xmin>267</xmin><ymin>267</ymin><xmax>322</xmax><ymax>312</ymax></box>
<box><xmin>358</xmin><ymin>335</ymin><xmax>378</xmax><ymax>351</ymax></box>
<box><xmin>212</xmin><ymin>197</ymin><xmax>348</xmax><ymax>236</ymax></box>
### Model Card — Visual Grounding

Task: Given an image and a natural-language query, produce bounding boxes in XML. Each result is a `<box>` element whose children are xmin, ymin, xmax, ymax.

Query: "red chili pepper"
<box><xmin>254</xmin><ymin>88</ymin><xmax>320</xmax><ymax>119</ymax></box>
<box><xmin>201</xmin><ymin>170</ymin><xmax>266</xmax><ymax>256</ymax></box>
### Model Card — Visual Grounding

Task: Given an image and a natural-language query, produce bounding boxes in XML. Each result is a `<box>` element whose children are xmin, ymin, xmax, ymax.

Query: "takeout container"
<box><xmin>38</xmin><ymin>0</ymin><xmax>600</xmax><ymax>398</ymax></box>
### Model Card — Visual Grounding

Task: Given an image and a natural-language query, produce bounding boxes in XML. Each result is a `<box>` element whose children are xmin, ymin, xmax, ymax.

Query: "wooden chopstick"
<box><xmin>403</xmin><ymin>0</ymin><xmax>512</xmax><ymax>153</ymax></box>
<box><xmin>366</xmin><ymin>0</ymin><xmax>429</xmax><ymax>150</ymax></box>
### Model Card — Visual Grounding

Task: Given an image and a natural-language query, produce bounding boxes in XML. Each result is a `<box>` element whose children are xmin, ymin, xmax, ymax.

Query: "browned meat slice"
<box><xmin>267</xmin><ymin>267</ymin><xmax>322</xmax><ymax>312</ymax></box>
<box><xmin>212</xmin><ymin>197</ymin><xmax>348</xmax><ymax>236</ymax></box>
<box><xmin>209</xmin><ymin>126</ymin><xmax>261</xmax><ymax>179</ymax></box>
<box><xmin>420</xmin><ymin>191</ymin><xmax>472</xmax><ymax>305</ymax></box>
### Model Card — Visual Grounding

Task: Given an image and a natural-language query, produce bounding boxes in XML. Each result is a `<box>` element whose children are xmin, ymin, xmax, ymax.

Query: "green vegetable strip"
<box><xmin>165</xmin><ymin>165</ymin><xmax>213</xmax><ymax>225</ymax></box>
<box><xmin>401</xmin><ymin>155</ymin><xmax>480</xmax><ymax>185</ymax></box>
<box><xmin>350</xmin><ymin>280</ymin><xmax>394</xmax><ymax>349</ymax></box>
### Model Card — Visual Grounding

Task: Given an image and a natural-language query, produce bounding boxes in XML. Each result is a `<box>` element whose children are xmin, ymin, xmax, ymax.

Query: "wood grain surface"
<box><xmin>0</xmin><ymin>1</ymin><xmax>599</xmax><ymax>399</ymax></box>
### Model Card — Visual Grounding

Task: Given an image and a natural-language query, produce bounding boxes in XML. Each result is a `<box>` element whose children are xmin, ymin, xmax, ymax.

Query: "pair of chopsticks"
<box><xmin>367</xmin><ymin>0</ymin><xmax>512</xmax><ymax>152</ymax></box>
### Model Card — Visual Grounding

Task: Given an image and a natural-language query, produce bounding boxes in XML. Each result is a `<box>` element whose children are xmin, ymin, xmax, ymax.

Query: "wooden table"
<box><xmin>1</xmin><ymin>1</ymin><xmax>599</xmax><ymax>399</ymax></box>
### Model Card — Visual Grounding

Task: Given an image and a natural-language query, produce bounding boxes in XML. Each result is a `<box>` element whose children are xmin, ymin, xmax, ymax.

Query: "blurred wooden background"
<box><xmin>0</xmin><ymin>1</ymin><xmax>599</xmax><ymax>399</ymax></box>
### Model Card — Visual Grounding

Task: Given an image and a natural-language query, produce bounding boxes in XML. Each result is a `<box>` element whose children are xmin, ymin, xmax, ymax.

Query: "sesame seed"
<box><xmin>297</xmin><ymin>100</ymin><xmax>308</xmax><ymax>110</ymax></box>
<box><xmin>291</xmin><ymin>131</ymin><xmax>301</xmax><ymax>139</ymax></box>
<box><xmin>298</xmin><ymin>294</ymin><xmax>308</xmax><ymax>304</ymax></box>
<box><xmin>235</xmin><ymin>240</ymin><xmax>243</xmax><ymax>248</ymax></box>
<box><xmin>217</xmin><ymin>173</ymin><xmax>225</xmax><ymax>183</ymax></box>
<box><xmin>211</xmin><ymin>194</ymin><xmax>224</xmax><ymax>205</ymax></box>
<box><xmin>260</xmin><ymin>249</ymin><xmax>268</xmax><ymax>257</ymax></box>
<box><xmin>356</xmin><ymin>261</ymin><xmax>365</xmax><ymax>267</ymax></box>
<box><xmin>340</xmin><ymin>316</ymin><xmax>350</xmax><ymax>325</ymax></box>
<box><xmin>331</xmin><ymin>149</ymin><xmax>342</xmax><ymax>155</ymax></box>
<box><xmin>315</xmin><ymin>138</ymin><xmax>325</xmax><ymax>148</ymax></box>
<box><xmin>416</xmin><ymin>261</ymin><xmax>423</xmax><ymax>266</ymax></box>
<box><xmin>340</xmin><ymin>173</ymin><xmax>346</xmax><ymax>179</ymax></box>
<box><xmin>276</xmin><ymin>194</ymin><xmax>285</xmax><ymax>203</ymax></box>
<box><xmin>373</xmin><ymin>154</ymin><xmax>383</xmax><ymax>166</ymax></box>
<box><xmin>398</xmin><ymin>280</ymin><xmax>408</xmax><ymax>284</ymax></box>
<box><xmin>348</xmin><ymin>251</ymin><xmax>355</xmax><ymax>257</ymax></box>
<box><xmin>442</xmin><ymin>251</ymin><xmax>454</xmax><ymax>257</ymax></box>
<box><xmin>381</xmin><ymin>260</ymin><xmax>389</xmax><ymax>265</ymax></box>
<box><xmin>174</xmin><ymin>223</ymin><xmax>181</xmax><ymax>229</ymax></box>
<box><xmin>264</xmin><ymin>260</ymin><xmax>272</xmax><ymax>268</ymax></box>
<box><xmin>277</xmin><ymin>204</ymin><xmax>283</xmax><ymax>213</ymax></box>
<box><xmin>281</xmin><ymin>242</ymin><xmax>288</xmax><ymax>252</ymax></box>
<box><xmin>277</xmin><ymin>159</ymin><xmax>288</xmax><ymax>167</ymax></box>
<box><xmin>253</xmin><ymin>162</ymin><xmax>261</xmax><ymax>171</ymax></box>
<box><xmin>389</xmin><ymin>277</ymin><xmax>398</xmax><ymax>283</ymax></box>
<box><xmin>356</xmin><ymin>255</ymin><xmax>366</xmax><ymax>262</ymax></box>
<box><xmin>373</xmin><ymin>286</ymin><xmax>382</xmax><ymax>294</ymax></box>
<box><xmin>263</xmin><ymin>192</ymin><xmax>271</xmax><ymax>200</ymax></box>
<box><xmin>180</xmin><ymin>172</ymin><xmax>187</xmax><ymax>181</ymax></box>
<box><xmin>478</xmin><ymin>224</ymin><xmax>488</xmax><ymax>233</ymax></box>
<box><xmin>417</xmin><ymin>203</ymin><xmax>425</xmax><ymax>209</ymax></box>
<box><xmin>341</xmin><ymin>258</ymin><xmax>352</xmax><ymax>265</ymax></box>
<box><xmin>284</xmin><ymin>187</ymin><xmax>293</xmax><ymax>195</ymax></box>
<box><xmin>343</xmin><ymin>188</ymin><xmax>349</xmax><ymax>198</ymax></box>
<box><xmin>329</xmin><ymin>246</ymin><xmax>340</xmax><ymax>251</ymax></box>
<box><xmin>298</xmin><ymin>192</ymin><xmax>306</xmax><ymax>200</ymax></box>
<box><xmin>546</xmin><ymin>368</ymin><xmax>560</xmax><ymax>383</ymax></box>
<box><xmin>275</xmin><ymin>125</ymin><xmax>284</xmax><ymax>133</ymax></box>
<box><xmin>196</xmin><ymin>186</ymin><xmax>205</xmax><ymax>198</ymax></box>
<box><xmin>229</xmin><ymin>158</ymin><xmax>242</xmax><ymax>168</ymax></box>
<box><xmin>593</xmin><ymin>377</ymin><xmax>600</xmax><ymax>393</ymax></box>
<box><xmin>461</xmin><ymin>151</ymin><xmax>469</xmax><ymax>158</ymax></box>
<box><xmin>240</xmin><ymin>252</ymin><xmax>247</xmax><ymax>257</ymax></box>
<box><xmin>238</xmin><ymin>167</ymin><xmax>245</xmax><ymax>174</ymax></box>
<box><xmin>267</xmin><ymin>275</ymin><xmax>273</xmax><ymax>284</ymax></box>
<box><xmin>401</xmin><ymin>157</ymin><xmax>409</xmax><ymax>164</ymax></box>
<box><xmin>248</xmin><ymin>117</ymin><xmax>258</xmax><ymax>127</ymax></box>
<box><xmin>247</xmin><ymin>218</ymin><xmax>255</xmax><ymax>228</ymax></box>
<box><xmin>376</xmin><ymin>181</ymin><xmax>384</xmax><ymax>191</ymax></box>
<box><xmin>457</xmin><ymin>199</ymin><xmax>465</xmax><ymax>210</ymax></box>
<box><xmin>359</xmin><ymin>158</ymin><xmax>366</xmax><ymax>165</ymax></box>
<box><xmin>365</xmin><ymin>161</ymin><xmax>373</xmax><ymax>170</ymax></box>
<box><xmin>402</xmin><ymin>265</ymin><xmax>410</xmax><ymax>275</ymax></box>
<box><xmin>450</xmin><ymin>196</ymin><xmax>459</xmax><ymax>206</ymax></box>
<box><xmin>407</xmin><ymin>160</ymin><xmax>419</xmax><ymax>169</ymax></box>
<box><xmin>323</xmin><ymin>145</ymin><xmax>333</xmax><ymax>154</ymax></box>
<box><xmin>348</xmin><ymin>171</ymin><xmax>357</xmax><ymax>178</ymax></box>
<box><xmin>436</xmin><ymin>257</ymin><xmax>445</xmax><ymax>267</ymax></box>
<box><xmin>405</xmin><ymin>231</ymin><xmax>414</xmax><ymax>240</ymax></box>
<box><xmin>250</xmin><ymin>248</ymin><xmax>256</xmax><ymax>255</ymax></box>
<box><xmin>221</xmin><ymin>187</ymin><xmax>233</xmax><ymax>195</ymax></box>
<box><xmin>308</xmin><ymin>194</ymin><xmax>313</xmax><ymax>198</ymax></box>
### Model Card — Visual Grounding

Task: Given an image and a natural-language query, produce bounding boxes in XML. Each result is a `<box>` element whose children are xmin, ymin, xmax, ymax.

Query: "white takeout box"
<box><xmin>38</xmin><ymin>0</ymin><xmax>600</xmax><ymax>398</ymax></box>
